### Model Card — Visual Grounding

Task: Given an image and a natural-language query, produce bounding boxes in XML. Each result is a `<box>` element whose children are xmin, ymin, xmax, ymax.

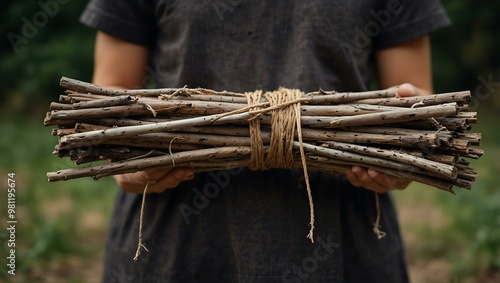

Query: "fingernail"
<box><xmin>352</xmin><ymin>166</ymin><xmax>363</xmax><ymax>174</ymax></box>
<box><xmin>174</xmin><ymin>170</ymin><xmax>185</xmax><ymax>179</ymax></box>
<box><xmin>185</xmin><ymin>172</ymin><xmax>195</xmax><ymax>180</ymax></box>
<box><xmin>368</xmin><ymin>170</ymin><xmax>378</xmax><ymax>178</ymax></box>
<box><xmin>402</xmin><ymin>83</ymin><xmax>416</xmax><ymax>95</ymax></box>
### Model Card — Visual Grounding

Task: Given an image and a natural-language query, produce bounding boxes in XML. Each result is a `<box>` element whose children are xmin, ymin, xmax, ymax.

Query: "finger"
<box><xmin>148</xmin><ymin>167</ymin><xmax>194</xmax><ymax>193</ymax></box>
<box><xmin>367</xmin><ymin>169</ymin><xmax>411</xmax><ymax>191</ymax></box>
<box><xmin>348</xmin><ymin>166</ymin><xmax>387</xmax><ymax>193</ymax></box>
<box><xmin>143</xmin><ymin>166</ymin><xmax>175</xmax><ymax>184</ymax></box>
<box><xmin>395</xmin><ymin>83</ymin><xmax>429</xmax><ymax>97</ymax></box>
<box><xmin>345</xmin><ymin>168</ymin><xmax>364</xmax><ymax>187</ymax></box>
<box><xmin>358</xmin><ymin>169</ymin><xmax>388</xmax><ymax>193</ymax></box>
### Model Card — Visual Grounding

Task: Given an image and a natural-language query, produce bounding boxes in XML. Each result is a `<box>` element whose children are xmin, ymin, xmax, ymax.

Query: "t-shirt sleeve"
<box><xmin>80</xmin><ymin>0</ymin><xmax>157</xmax><ymax>47</ymax></box>
<box><xmin>373</xmin><ymin>0</ymin><xmax>451</xmax><ymax>50</ymax></box>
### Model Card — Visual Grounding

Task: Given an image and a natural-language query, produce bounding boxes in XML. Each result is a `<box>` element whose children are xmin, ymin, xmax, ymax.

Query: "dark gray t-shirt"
<box><xmin>81</xmin><ymin>1</ymin><xmax>449</xmax><ymax>282</ymax></box>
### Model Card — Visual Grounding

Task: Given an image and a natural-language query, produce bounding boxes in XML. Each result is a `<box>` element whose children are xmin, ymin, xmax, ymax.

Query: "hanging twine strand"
<box><xmin>133</xmin><ymin>179</ymin><xmax>151</xmax><ymax>261</ymax></box>
<box><xmin>373</xmin><ymin>192</ymin><xmax>387</xmax><ymax>239</ymax></box>
<box><xmin>245</xmin><ymin>88</ymin><xmax>316</xmax><ymax>242</ymax></box>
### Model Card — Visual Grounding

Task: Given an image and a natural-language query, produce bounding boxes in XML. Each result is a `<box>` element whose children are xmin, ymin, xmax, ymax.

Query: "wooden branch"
<box><xmin>297</xmin><ymin>142</ymin><xmax>457</xmax><ymax>179</ymax></box>
<box><xmin>319</xmin><ymin>141</ymin><xmax>457</xmax><ymax>178</ymax></box>
<box><xmin>47</xmin><ymin>146</ymin><xmax>252</xmax><ymax>181</ymax></box>
<box><xmin>328</xmin><ymin>103</ymin><xmax>458</xmax><ymax>128</ymax></box>
<box><xmin>353</xmin><ymin>91</ymin><xmax>471</xmax><ymax>107</ymax></box>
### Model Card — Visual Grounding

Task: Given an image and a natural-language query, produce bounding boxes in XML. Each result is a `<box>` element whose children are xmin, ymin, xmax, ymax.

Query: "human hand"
<box><xmin>113</xmin><ymin>167</ymin><xmax>195</xmax><ymax>194</ymax></box>
<box><xmin>345</xmin><ymin>83</ymin><xmax>430</xmax><ymax>193</ymax></box>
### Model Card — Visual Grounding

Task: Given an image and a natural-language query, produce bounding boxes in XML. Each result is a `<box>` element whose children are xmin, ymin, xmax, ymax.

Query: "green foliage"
<box><xmin>432</xmin><ymin>1</ymin><xmax>500</xmax><ymax>100</ymax></box>
<box><xmin>411</xmin><ymin>113</ymin><xmax>500</xmax><ymax>279</ymax></box>
<box><xmin>0</xmin><ymin>1</ymin><xmax>94</xmax><ymax>102</ymax></box>
<box><xmin>0</xmin><ymin>118</ymin><xmax>116</xmax><ymax>282</ymax></box>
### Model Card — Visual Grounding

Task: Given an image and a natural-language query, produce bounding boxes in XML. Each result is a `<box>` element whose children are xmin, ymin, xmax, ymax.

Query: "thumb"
<box><xmin>395</xmin><ymin>83</ymin><xmax>429</xmax><ymax>97</ymax></box>
<box><xmin>396</xmin><ymin>83</ymin><xmax>416</xmax><ymax>97</ymax></box>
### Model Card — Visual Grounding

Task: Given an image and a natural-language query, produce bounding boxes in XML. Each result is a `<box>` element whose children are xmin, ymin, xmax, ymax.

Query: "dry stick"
<box><xmin>73</xmin><ymin>96</ymin><xmax>138</xmax><ymax>109</ymax></box>
<box><xmin>56</xmin><ymin>143</ymin><xmax>203</xmax><ymax>160</ymax></box>
<box><xmin>50</xmin><ymin>102</ymin><xmax>73</xmax><ymax>110</ymax></box>
<box><xmin>437</xmin><ymin>118</ymin><xmax>471</xmax><ymax>131</ymax></box>
<box><xmin>64</xmin><ymin>92</ymin><xmax>110</xmax><ymax>101</ymax></box>
<box><xmin>75</xmin><ymin>123</ymin><xmax>109</xmax><ymax>132</ymax></box>
<box><xmin>300</xmin><ymin>104</ymin><xmax>406</xmax><ymax>116</ymax></box>
<box><xmin>306</xmin><ymin>154</ymin><xmax>455</xmax><ymax>185</ymax></box>
<box><xmin>319</xmin><ymin>140</ymin><xmax>457</xmax><ymax>177</ymax></box>
<box><xmin>46</xmin><ymin>103</ymin><xmax>191</xmax><ymax>124</ymax></box>
<box><xmin>352</xmin><ymin>91</ymin><xmax>471</xmax><ymax>107</ymax></box>
<box><xmin>70</xmin><ymin>149</ymin><xmax>170</xmax><ymax>164</ymax></box>
<box><xmin>53</xmin><ymin>128</ymin><xmax>76</xmax><ymax>136</ymax></box>
<box><xmin>162</xmin><ymin>93</ymin><xmax>249</xmax><ymax>104</ymax></box>
<box><xmin>303</xmin><ymin>157</ymin><xmax>456</xmax><ymax>192</ymax></box>
<box><xmin>60</xmin><ymin>76</ymin><xmax>244</xmax><ymax>97</ymax></box>
<box><xmin>338</xmin><ymin>126</ymin><xmax>454</xmax><ymax>147</ymax></box>
<box><xmin>341</xmin><ymin>126</ymin><xmax>450</xmax><ymax>136</ymax></box>
<box><xmin>61</xmin><ymin>77</ymin><xmax>182</xmax><ymax>96</ymax></box>
<box><xmin>404</xmin><ymin>150</ymin><xmax>458</xmax><ymax>165</ymax></box>
<box><xmin>58</xmin><ymin>111</ymin><xmax>252</xmax><ymax>146</ymax></box>
<box><xmin>327</xmin><ymin>103</ymin><xmax>459</xmax><ymax>128</ymax></box>
<box><xmin>47</xmin><ymin>146</ymin><xmax>252</xmax><ymax>181</ymax></box>
<box><xmin>60</xmin><ymin>77</ymin><xmax>470</xmax><ymax>107</ymax></box>
<box><xmin>465</xmin><ymin>148</ymin><xmax>484</xmax><ymax>159</ymax></box>
<box><xmin>301</xmin><ymin>128</ymin><xmax>440</xmax><ymax>148</ymax></box>
<box><xmin>295</xmin><ymin>142</ymin><xmax>457</xmax><ymax>179</ymax></box>
<box><xmin>304</xmin><ymin>88</ymin><xmax>397</xmax><ymax>104</ymax></box>
<box><xmin>455</xmin><ymin>133</ymin><xmax>481</xmax><ymax>146</ymax></box>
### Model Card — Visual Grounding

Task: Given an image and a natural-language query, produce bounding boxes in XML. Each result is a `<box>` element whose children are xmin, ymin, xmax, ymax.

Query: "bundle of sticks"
<box><xmin>45</xmin><ymin>77</ymin><xmax>482</xmax><ymax>194</ymax></box>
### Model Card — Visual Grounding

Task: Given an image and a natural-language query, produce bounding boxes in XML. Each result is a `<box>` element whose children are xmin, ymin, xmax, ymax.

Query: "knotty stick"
<box><xmin>296</xmin><ymin>142</ymin><xmax>457</xmax><ymax>179</ymax></box>
<box><xmin>58</xmin><ymin>112</ymin><xmax>253</xmax><ymax>146</ymax></box>
<box><xmin>48</xmin><ymin>146</ymin><xmax>253</xmax><ymax>181</ymax></box>
<box><xmin>302</xmin><ymin>158</ymin><xmax>455</xmax><ymax>193</ymax></box>
<box><xmin>353</xmin><ymin>91</ymin><xmax>471</xmax><ymax>107</ymax></box>
<box><xmin>319</xmin><ymin>141</ymin><xmax>458</xmax><ymax>176</ymax></box>
<box><xmin>328</xmin><ymin>103</ymin><xmax>458</xmax><ymax>128</ymax></box>
<box><xmin>304</xmin><ymin>89</ymin><xmax>397</xmax><ymax>103</ymax></box>
<box><xmin>72</xmin><ymin>96</ymin><xmax>138</xmax><ymax>109</ymax></box>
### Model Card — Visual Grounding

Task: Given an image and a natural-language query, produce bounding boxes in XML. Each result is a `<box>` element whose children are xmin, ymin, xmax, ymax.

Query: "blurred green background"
<box><xmin>1</xmin><ymin>1</ymin><xmax>499</xmax><ymax>282</ymax></box>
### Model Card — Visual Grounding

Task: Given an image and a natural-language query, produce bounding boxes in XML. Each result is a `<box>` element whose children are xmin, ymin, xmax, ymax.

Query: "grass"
<box><xmin>0</xmin><ymin>108</ymin><xmax>117</xmax><ymax>282</ymax></box>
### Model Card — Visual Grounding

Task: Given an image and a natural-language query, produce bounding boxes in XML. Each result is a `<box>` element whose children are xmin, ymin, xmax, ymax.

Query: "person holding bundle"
<box><xmin>80</xmin><ymin>1</ymin><xmax>449</xmax><ymax>282</ymax></box>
